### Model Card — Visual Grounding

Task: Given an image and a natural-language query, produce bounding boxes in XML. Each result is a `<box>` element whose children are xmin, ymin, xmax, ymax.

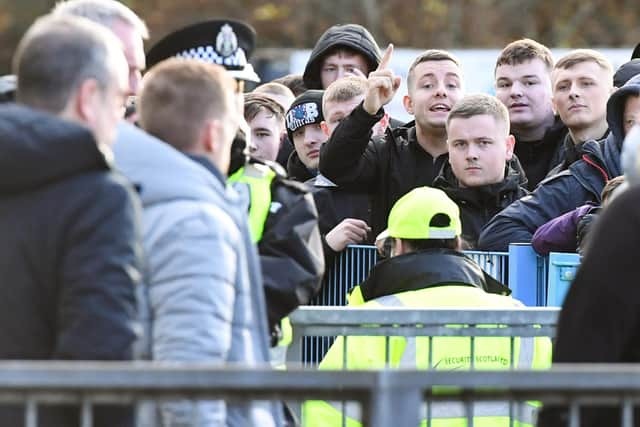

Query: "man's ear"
<box><xmin>201</xmin><ymin>119</ymin><xmax>217</xmax><ymax>153</ymax></box>
<box><xmin>71</xmin><ymin>78</ymin><xmax>100</xmax><ymax>125</ymax></box>
<box><xmin>320</xmin><ymin>120</ymin><xmax>331</xmax><ymax>137</ymax></box>
<box><xmin>403</xmin><ymin>94</ymin><xmax>414</xmax><ymax>115</ymax></box>
<box><xmin>505</xmin><ymin>134</ymin><xmax>516</xmax><ymax>160</ymax></box>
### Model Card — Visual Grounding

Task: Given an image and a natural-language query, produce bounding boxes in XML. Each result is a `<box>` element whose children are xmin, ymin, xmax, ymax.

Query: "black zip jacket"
<box><xmin>0</xmin><ymin>104</ymin><xmax>142</xmax><ymax>427</ymax></box>
<box><xmin>434</xmin><ymin>158</ymin><xmax>528</xmax><ymax>248</ymax></box>
<box><xmin>319</xmin><ymin>102</ymin><xmax>448</xmax><ymax>237</ymax></box>
<box><xmin>513</xmin><ymin>116</ymin><xmax>568</xmax><ymax>191</ymax></box>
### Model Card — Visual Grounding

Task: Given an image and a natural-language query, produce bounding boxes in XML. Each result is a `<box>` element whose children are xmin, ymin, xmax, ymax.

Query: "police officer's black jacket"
<box><xmin>434</xmin><ymin>158</ymin><xmax>528</xmax><ymax>249</ymax></box>
<box><xmin>319</xmin><ymin>102</ymin><xmax>448</xmax><ymax>237</ymax></box>
<box><xmin>0</xmin><ymin>104</ymin><xmax>142</xmax><ymax>427</ymax></box>
<box><xmin>478</xmin><ymin>77</ymin><xmax>640</xmax><ymax>251</ymax></box>
<box><xmin>252</xmin><ymin>161</ymin><xmax>324</xmax><ymax>335</ymax></box>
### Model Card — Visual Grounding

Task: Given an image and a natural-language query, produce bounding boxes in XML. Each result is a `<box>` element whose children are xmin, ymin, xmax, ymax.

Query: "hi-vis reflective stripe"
<box><xmin>374</xmin><ymin>294</ymin><xmax>536</xmax><ymax>370</ymax></box>
<box><xmin>324</xmin><ymin>400</ymin><xmax>538</xmax><ymax>425</ymax></box>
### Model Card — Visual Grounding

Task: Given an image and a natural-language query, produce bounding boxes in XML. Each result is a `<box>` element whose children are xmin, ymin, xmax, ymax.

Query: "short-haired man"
<box><xmin>244</xmin><ymin>93</ymin><xmax>286</xmax><ymax>162</ymax></box>
<box><xmin>548</xmin><ymin>49</ymin><xmax>614</xmax><ymax>173</ymax></box>
<box><xmin>116</xmin><ymin>57</ymin><xmax>281</xmax><ymax>426</ymax></box>
<box><xmin>479</xmin><ymin>74</ymin><xmax>640</xmax><ymax>251</ymax></box>
<box><xmin>320</xmin><ymin>46</ymin><xmax>464</xmax><ymax>236</ymax></box>
<box><xmin>52</xmin><ymin>0</ymin><xmax>148</xmax><ymax>96</ymax></box>
<box><xmin>434</xmin><ymin>94</ymin><xmax>527</xmax><ymax>248</ymax></box>
<box><xmin>253</xmin><ymin>82</ymin><xmax>297</xmax><ymax>167</ymax></box>
<box><xmin>495</xmin><ymin>38</ymin><xmax>568</xmax><ymax>190</ymax></box>
<box><xmin>141</xmin><ymin>20</ymin><xmax>324</xmax><ymax>358</ymax></box>
<box><xmin>2</xmin><ymin>14</ymin><xmax>141</xmax><ymax>427</ymax></box>
<box><xmin>303</xmin><ymin>23</ymin><xmax>381</xmax><ymax>90</ymax></box>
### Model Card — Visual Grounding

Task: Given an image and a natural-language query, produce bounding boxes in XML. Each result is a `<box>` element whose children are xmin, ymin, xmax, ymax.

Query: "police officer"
<box><xmin>145</xmin><ymin>19</ymin><xmax>324</xmax><ymax>346</ymax></box>
<box><xmin>303</xmin><ymin>187</ymin><xmax>552</xmax><ymax>427</ymax></box>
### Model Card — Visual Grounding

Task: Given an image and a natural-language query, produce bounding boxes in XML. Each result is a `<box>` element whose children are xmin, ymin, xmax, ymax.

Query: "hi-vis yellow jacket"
<box><xmin>303</xmin><ymin>284</ymin><xmax>552</xmax><ymax>427</ymax></box>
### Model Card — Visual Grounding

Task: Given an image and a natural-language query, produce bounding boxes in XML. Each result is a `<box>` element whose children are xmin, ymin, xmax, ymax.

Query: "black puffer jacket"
<box><xmin>303</xmin><ymin>23</ymin><xmax>381</xmax><ymax>90</ymax></box>
<box><xmin>478</xmin><ymin>77</ymin><xmax>640</xmax><ymax>251</ymax></box>
<box><xmin>0</xmin><ymin>104</ymin><xmax>142</xmax><ymax>426</ymax></box>
<box><xmin>434</xmin><ymin>158</ymin><xmax>528</xmax><ymax>248</ymax></box>
<box><xmin>319</xmin><ymin>103</ymin><xmax>448</xmax><ymax>237</ymax></box>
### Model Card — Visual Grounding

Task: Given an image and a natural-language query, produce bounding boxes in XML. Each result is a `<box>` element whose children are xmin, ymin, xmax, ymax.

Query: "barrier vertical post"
<box><xmin>508</xmin><ymin>244</ymin><xmax>539</xmax><ymax>306</ymax></box>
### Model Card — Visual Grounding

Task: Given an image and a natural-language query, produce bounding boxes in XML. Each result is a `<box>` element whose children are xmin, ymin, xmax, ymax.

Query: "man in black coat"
<box><xmin>1</xmin><ymin>14</ymin><xmax>142</xmax><ymax>427</ymax></box>
<box><xmin>494</xmin><ymin>38</ymin><xmax>568</xmax><ymax>190</ymax></box>
<box><xmin>434</xmin><ymin>94</ymin><xmax>528</xmax><ymax>248</ymax></box>
<box><xmin>319</xmin><ymin>46</ymin><xmax>464</xmax><ymax>237</ymax></box>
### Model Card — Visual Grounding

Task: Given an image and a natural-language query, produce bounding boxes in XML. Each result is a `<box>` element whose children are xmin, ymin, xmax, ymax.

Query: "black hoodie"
<box><xmin>0</xmin><ymin>104</ymin><xmax>141</xmax><ymax>427</ymax></box>
<box><xmin>303</xmin><ymin>24</ymin><xmax>381</xmax><ymax>90</ymax></box>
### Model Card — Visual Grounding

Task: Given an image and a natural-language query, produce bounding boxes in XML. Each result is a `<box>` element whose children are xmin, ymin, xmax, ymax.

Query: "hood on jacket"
<box><xmin>0</xmin><ymin>103</ymin><xmax>110</xmax><ymax>195</ymax></box>
<box><xmin>613</xmin><ymin>59</ymin><xmax>640</xmax><ymax>88</ymax></box>
<box><xmin>113</xmin><ymin>122</ymin><xmax>244</xmax><ymax>210</ymax></box>
<box><xmin>303</xmin><ymin>24</ymin><xmax>381</xmax><ymax>90</ymax></box>
<box><xmin>607</xmin><ymin>74</ymin><xmax>640</xmax><ymax>150</ymax></box>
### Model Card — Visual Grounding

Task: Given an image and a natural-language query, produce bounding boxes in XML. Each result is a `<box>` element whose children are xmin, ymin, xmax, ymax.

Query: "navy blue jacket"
<box><xmin>0</xmin><ymin>104</ymin><xmax>142</xmax><ymax>427</ymax></box>
<box><xmin>478</xmin><ymin>78</ymin><xmax>640</xmax><ymax>251</ymax></box>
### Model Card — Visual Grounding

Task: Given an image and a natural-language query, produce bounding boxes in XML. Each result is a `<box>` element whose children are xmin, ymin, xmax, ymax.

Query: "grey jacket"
<box><xmin>114</xmin><ymin>123</ymin><xmax>280</xmax><ymax>427</ymax></box>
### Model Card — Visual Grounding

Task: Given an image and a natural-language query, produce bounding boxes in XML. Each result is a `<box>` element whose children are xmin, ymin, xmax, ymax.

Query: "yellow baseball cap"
<box><xmin>376</xmin><ymin>187</ymin><xmax>462</xmax><ymax>241</ymax></box>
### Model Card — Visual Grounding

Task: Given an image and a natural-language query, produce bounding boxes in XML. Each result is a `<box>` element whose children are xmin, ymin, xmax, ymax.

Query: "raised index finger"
<box><xmin>376</xmin><ymin>43</ymin><xmax>394</xmax><ymax>71</ymax></box>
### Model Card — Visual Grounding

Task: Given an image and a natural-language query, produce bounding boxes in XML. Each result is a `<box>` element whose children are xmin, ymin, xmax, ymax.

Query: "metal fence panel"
<box><xmin>0</xmin><ymin>363</ymin><xmax>638</xmax><ymax>427</ymax></box>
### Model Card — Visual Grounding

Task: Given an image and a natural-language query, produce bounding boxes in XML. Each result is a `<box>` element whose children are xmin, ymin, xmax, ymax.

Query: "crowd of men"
<box><xmin>3</xmin><ymin>0</ymin><xmax>640</xmax><ymax>426</ymax></box>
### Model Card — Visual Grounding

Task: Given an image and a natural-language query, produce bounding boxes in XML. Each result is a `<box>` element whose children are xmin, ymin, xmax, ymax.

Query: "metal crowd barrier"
<box><xmin>2</xmin><ymin>362</ymin><xmax>640</xmax><ymax>427</ymax></box>
<box><xmin>304</xmin><ymin>246</ymin><xmax>511</xmax><ymax>364</ymax></box>
<box><xmin>289</xmin><ymin>307</ymin><xmax>560</xmax><ymax>367</ymax></box>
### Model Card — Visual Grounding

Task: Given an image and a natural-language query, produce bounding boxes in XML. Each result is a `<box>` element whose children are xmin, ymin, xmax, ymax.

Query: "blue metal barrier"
<box><xmin>546</xmin><ymin>252</ymin><xmax>581</xmax><ymax>306</ymax></box>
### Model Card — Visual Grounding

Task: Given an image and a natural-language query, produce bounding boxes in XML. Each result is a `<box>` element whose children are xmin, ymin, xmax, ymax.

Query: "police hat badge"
<box><xmin>146</xmin><ymin>19</ymin><xmax>260</xmax><ymax>82</ymax></box>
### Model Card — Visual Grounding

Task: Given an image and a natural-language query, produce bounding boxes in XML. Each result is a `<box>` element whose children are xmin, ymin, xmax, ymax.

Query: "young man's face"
<box><xmin>322</xmin><ymin>95</ymin><xmax>364</xmax><ymax>135</ymax></box>
<box><xmin>495</xmin><ymin>58</ymin><xmax>554</xmax><ymax>132</ymax></box>
<box><xmin>248</xmin><ymin>108</ymin><xmax>282</xmax><ymax>162</ymax></box>
<box><xmin>404</xmin><ymin>60</ymin><xmax>463</xmax><ymax>130</ymax></box>
<box><xmin>320</xmin><ymin>50</ymin><xmax>369</xmax><ymax>89</ymax></box>
<box><xmin>623</xmin><ymin>95</ymin><xmax>640</xmax><ymax>136</ymax></box>
<box><xmin>292</xmin><ymin>123</ymin><xmax>328</xmax><ymax>169</ymax></box>
<box><xmin>552</xmin><ymin>61</ymin><xmax>612</xmax><ymax>133</ymax></box>
<box><xmin>447</xmin><ymin>114</ymin><xmax>515</xmax><ymax>188</ymax></box>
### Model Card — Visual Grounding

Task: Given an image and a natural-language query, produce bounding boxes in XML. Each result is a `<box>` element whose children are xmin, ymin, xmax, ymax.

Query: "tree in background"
<box><xmin>2</xmin><ymin>0</ymin><xmax>639</xmax><ymax>75</ymax></box>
